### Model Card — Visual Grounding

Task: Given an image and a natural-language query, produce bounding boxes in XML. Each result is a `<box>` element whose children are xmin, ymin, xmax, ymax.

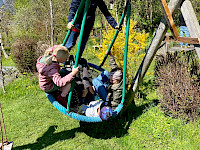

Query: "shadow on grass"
<box><xmin>13</xmin><ymin>99</ymin><xmax>159</xmax><ymax>149</ymax></box>
<box><xmin>80</xmin><ymin>76</ymin><xmax>159</xmax><ymax>139</ymax></box>
<box><xmin>80</xmin><ymin>99</ymin><xmax>159</xmax><ymax>139</ymax></box>
<box><xmin>12</xmin><ymin>126</ymin><xmax>82</xmax><ymax>150</ymax></box>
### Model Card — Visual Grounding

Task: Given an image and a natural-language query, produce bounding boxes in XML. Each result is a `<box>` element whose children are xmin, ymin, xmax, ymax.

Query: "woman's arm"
<box><xmin>96</xmin><ymin>0</ymin><xmax>118</xmax><ymax>29</ymax></box>
<box><xmin>68</xmin><ymin>0</ymin><xmax>81</xmax><ymax>23</ymax></box>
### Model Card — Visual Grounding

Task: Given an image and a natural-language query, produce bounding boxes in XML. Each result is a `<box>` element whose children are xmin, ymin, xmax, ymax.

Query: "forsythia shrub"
<box><xmin>91</xmin><ymin>20</ymin><xmax>149</xmax><ymax>85</ymax></box>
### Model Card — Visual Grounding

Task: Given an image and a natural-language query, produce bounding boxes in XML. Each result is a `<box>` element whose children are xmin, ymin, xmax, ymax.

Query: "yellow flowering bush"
<box><xmin>91</xmin><ymin>20</ymin><xmax>149</xmax><ymax>85</ymax></box>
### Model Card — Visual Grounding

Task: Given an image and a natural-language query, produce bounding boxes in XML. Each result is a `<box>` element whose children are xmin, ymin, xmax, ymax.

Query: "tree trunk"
<box><xmin>0</xmin><ymin>15</ymin><xmax>6</xmax><ymax>93</ymax></box>
<box><xmin>0</xmin><ymin>47</ymin><xmax>5</xmax><ymax>93</ymax></box>
<box><xmin>123</xmin><ymin>0</ymin><xmax>126</xmax><ymax>27</ymax></box>
<box><xmin>0</xmin><ymin>24</ymin><xmax>5</xmax><ymax>93</ymax></box>
<box><xmin>104</xmin><ymin>18</ymin><xmax>108</xmax><ymax>33</ymax></box>
<box><xmin>114</xmin><ymin>0</ymin><xmax>119</xmax><ymax>24</ymax></box>
<box><xmin>50</xmin><ymin>0</ymin><xmax>54</xmax><ymax>46</ymax></box>
<box><xmin>0</xmin><ymin>11</ymin><xmax>8</xmax><ymax>59</ymax></box>
<box><xmin>126</xmin><ymin>0</ymin><xmax>182</xmax><ymax>105</ymax></box>
<box><xmin>149</xmin><ymin>0</ymin><xmax>153</xmax><ymax>28</ymax></box>
<box><xmin>0</xmin><ymin>32</ymin><xmax>8</xmax><ymax>59</ymax></box>
<box><xmin>99</xmin><ymin>10</ymin><xmax>104</xmax><ymax>30</ymax></box>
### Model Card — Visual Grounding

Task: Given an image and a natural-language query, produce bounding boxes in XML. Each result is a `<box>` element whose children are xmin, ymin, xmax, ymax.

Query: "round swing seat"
<box><xmin>45</xmin><ymin>63</ymin><xmax>124</xmax><ymax>122</ymax></box>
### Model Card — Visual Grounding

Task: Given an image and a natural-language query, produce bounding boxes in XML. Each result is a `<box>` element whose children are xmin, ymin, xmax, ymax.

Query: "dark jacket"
<box><xmin>179</xmin><ymin>14</ymin><xmax>186</xmax><ymax>26</ymax></box>
<box><xmin>68</xmin><ymin>0</ymin><xmax>118</xmax><ymax>31</ymax></box>
<box><xmin>107</xmin><ymin>55</ymin><xmax>123</xmax><ymax>110</ymax></box>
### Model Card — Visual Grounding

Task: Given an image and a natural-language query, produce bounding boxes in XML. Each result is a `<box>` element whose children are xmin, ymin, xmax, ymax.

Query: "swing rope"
<box><xmin>122</xmin><ymin>1</ymin><xmax>131</xmax><ymax>104</ymax></box>
<box><xmin>62</xmin><ymin>0</ymin><xmax>86</xmax><ymax>46</ymax></box>
<box><xmin>66</xmin><ymin>0</ymin><xmax>91</xmax><ymax>112</ymax></box>
<box><xmin>66</xmin><ymin>0</ymin><xmax>131</xmax><ymax>112</ymax></box>
<box><xmin>99</xmin><ymin>0</ymin><xmax>129</xmax><ymax>67</ymax></box>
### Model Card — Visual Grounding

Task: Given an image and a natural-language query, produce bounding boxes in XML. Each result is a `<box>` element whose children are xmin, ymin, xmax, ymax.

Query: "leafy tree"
<box><xmin>9</xmin><ymin>0</ymin><xmax>70</xmax><ymax>44</ymax></box>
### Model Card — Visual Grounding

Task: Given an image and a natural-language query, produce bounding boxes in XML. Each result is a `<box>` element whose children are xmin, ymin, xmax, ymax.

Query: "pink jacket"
<box><xmin>36</xmin><ymin>56</ymin><xmax>74</xmax><ymax>91</ymax></box>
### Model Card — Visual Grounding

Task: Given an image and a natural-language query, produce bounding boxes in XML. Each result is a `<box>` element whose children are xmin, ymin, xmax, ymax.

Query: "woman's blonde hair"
<box><xmin>45</xmin><ymin>45</ymin><xmax>69</xmax><ymax>65</ymax></box>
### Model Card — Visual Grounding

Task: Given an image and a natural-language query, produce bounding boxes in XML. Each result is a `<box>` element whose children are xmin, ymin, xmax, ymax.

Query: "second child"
<box><xmin>92</xmin><ymin>53</ymin><xmax>123</xmax><ymax>110</ymax></box>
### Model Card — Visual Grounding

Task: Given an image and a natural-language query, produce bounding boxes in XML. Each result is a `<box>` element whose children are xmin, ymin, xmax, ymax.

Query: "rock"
<box><xmin>0</xmin><ymin>66</ymin><xmax>21</xmax><ymax>87</ymax></box>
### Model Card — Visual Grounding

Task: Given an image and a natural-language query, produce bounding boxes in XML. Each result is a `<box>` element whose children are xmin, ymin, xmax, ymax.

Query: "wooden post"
<box><xmin>160</xmin><ymin>0</ymin><xmax>179</xmax><ymax>39</ymax></box>
<box><xmin>126</xmin><ymin>0</ymin><xmax>182</xmax><ymax>105</ymax></box>
<box><xmin>114</xmin><ymin>0</ymin><xmax>119</xmax><ymax>24</ymax></box>
<box><xmin>181</xmin><ymin>0</ymin><xmax>200</xmax><ymax>60</ymax></box>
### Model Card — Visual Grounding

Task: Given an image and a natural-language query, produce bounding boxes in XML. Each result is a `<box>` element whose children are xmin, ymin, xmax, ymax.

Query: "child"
<box><xmin>61</xmin><ymin>56</ymin><xmax>94</xmax><ymax>104</ymax></box>
<box><xmin>36</xmin><ymin>45</ymin><xmax>79</xmax><ymax>106</ymax></box>
<box><xmin>66</xmin><ymin>0</ymin><xmax>121</xmax><ymax>57</ymax></box>
<box><xmin>179</xmin><ymin>13</ymin><xmax>190</xmax><ymax>47</ymax></box>
<box><xmin>92</xmin><ymin>54</ymin><xmax>123</xmax><ymax>110</ymax></box>
<box><xmin>80</xmin><ymin>100</ymin><xmax>112</xmax><ymax>121</ymax></box>
<box><xmin>76</xmin><ymin>58</ymin><xmax>95</xmax><ymax>104</ymax></box>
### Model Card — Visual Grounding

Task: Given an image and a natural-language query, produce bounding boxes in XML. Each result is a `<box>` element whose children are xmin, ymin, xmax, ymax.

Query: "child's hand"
<box><xmin>67</xmin><ymin>21</ymin><xmax>74</xmax><ymax>29</ymax></box>
<box><xmin>71</xmin><ymin>66</ymin><xmax>79</xmax><ymax>76</ymax></box>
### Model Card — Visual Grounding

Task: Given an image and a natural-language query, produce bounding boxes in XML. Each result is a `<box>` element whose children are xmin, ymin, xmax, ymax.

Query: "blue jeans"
<box><xmin>180</xmin><ymin>26</ymin><xmax>190</xmax><ymax>47</ymax></box>
<box><xmin>92</xmin><ymin>71</ymin><xmax>109</xmax><ymax>101</ymax></box>
<box><xmin>65</xmin><ymin>30</ymin><xmax>90</xmax><ymax>57</ymax></box>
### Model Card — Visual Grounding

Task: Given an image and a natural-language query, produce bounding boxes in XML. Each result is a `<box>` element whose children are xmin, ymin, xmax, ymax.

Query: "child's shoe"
<box><xmin>79</xmin><ymin>97</ymin><xmax>85</xmax><ymax>105</ymax></box>
<box><xmin>79</xmin><ymin>58</ymin><xmax>89</xmax><ymax>68</ymax></box>
<box><xmin>77</xmin><ymin>105</ymin><xmax>84</xmax><ymax>115</ymax></box>
<box><xmin>55</xmin><ymin>95</ymin><xmax>67</xmax><ymax>107</ymax></box>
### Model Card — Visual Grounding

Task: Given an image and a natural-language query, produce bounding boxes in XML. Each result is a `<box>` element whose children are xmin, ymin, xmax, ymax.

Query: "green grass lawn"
<box><xmin>0</xmin><ymin>71</ymin><xmax>200</xmax><ymax>149</ymax></box>
<box><xmin>2</xmin><ymin>56</ymin><xmax>16</xmax><ymax>67</ymax></box>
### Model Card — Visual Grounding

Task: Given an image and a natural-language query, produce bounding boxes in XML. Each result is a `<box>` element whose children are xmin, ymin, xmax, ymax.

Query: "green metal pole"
<box><xmin>62</xmin><ymin>0</ymin><xmax>86</xmax><ymax>46</ymax></box>
<box><xmin>99</xmin><ymin>2</ymin><xmax>128</xmax><ymax>67</ymax></box>
<box><xmin>121</xmin><ymin>2</ymin><xmax>131</xmax><ymax>104</ymax></box>
<box><xmin>67</xmin><ymin>0</ymin><xmax>90</xmax><ymax>112</ymax></box>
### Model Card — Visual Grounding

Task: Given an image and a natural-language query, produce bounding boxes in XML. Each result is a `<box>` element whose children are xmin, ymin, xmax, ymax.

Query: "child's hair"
<box><xmin>110</xmin><ymin>67</ymin><xmax>123</xmax><ymax>81</ymax></box>
<box><xmin>45</xmin><ymin>45</ymin><xmax>69</xmax><ymax>65</ymax></box>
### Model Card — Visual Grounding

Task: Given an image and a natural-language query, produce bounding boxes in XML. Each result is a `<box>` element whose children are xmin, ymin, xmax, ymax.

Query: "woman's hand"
<box><xmin>67</xmin><ymin>21</ymin><xmax>74</xmax><ymax>29</ymax></box>
<box><xmin>115</xmin><ymin>26</ymin><xmax>122</xmax><ymax>31</ymax></box>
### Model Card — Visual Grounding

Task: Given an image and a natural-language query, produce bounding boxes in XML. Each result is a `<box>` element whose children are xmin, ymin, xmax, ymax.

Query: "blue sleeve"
<box><xmin>96</xmin><ymin>0</ymin><xmax>117</xmax><ymax>28</ymax></box>
<box><xmin>68</xmin><ymin>0</ymin><xmax>81</xmax><ymax>23</ymax></box>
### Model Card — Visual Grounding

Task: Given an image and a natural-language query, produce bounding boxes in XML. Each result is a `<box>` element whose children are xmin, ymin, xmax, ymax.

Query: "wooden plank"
<box><xmin>181</xmin><ymin>0</ymin><xmax>200</xmax><ymax>60</ymax></box>
<box><xmin>177</xmin><ymin>37</ymin><xmax>200</xmax><ymax>44</ymax></box>
<box><xmin>181</xmin><ymin>0</ymin><xmax>200</xmax><ymax>37</ymax></box>
<box><xmin>169</xmin><ymin>46</ymin><xmax>195</xmax><ymax>52</ymax></box>
<box><xmin>164</xmin><ymin>36</ymin><xmax>200</xmax><ymax>44</ymax></box>
<box><xmin>160</xmin><ymin>0</ymin><xmax>179</xmax><ymax>39</ymax></box>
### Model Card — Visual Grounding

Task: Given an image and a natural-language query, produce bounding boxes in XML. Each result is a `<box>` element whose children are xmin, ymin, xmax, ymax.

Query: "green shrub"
<box><xmin>155</xmin><ymin>52</ymin><xmax>200</xmax><ymax>121</ymax></box>
<box><xmin>11</xmin><ymin>35</ymin><xmax>50</xmax><ymax>73</ymax></box>
<box><xmin>11</xmin><ymin>36</ymin><xmax>37</xmax><ymax>73</ymax></box>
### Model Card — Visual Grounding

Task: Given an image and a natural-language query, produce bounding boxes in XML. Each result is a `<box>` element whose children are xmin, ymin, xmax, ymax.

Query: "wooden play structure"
<box><xmin>127</xmin><ymin>0</ymin><xmax>200</xmax><ymax>106</ymax></box>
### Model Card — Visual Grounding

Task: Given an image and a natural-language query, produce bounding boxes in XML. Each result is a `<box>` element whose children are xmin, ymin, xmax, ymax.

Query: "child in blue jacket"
<box><xmin>66</xmin><ymin>0</ymin><xmax>120</xmax><ymax>57</ymax></box>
